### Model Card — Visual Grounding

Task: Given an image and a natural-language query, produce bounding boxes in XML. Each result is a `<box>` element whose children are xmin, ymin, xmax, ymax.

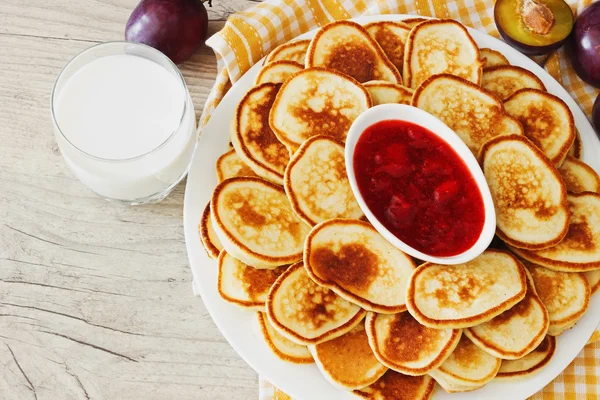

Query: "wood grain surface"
<box><xmin>0</xmin><ymin>1</ymin><xmax>261</xmax><ymax>399</ymax></box>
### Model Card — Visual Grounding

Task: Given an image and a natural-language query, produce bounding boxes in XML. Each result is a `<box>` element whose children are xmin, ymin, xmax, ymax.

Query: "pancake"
<box><xmin>482</xmin><ymin>66</ymin><xmax>546</xmax><ymax>100</ymax></box>
<box><xmin>215</xmin><ymin>149</ymin><xmax>257</xmax><ymax>183</ymax></box>
<box><xmin>480</xmin><ymin>48</ymin><xmax>509</xmax><ymax>69</ymax></box>
<box><xmin>255</xmin><ymin>60</ymin><xmax>303</xmax><ymax>85</ymax></box>
<box><xmin>211</xmin><ymin>177</ymin><xmax>311</xmax><ymax>268</ymax></box>
<box><xmin>429</xmin><ymin>335</ymin><xmax>501</xmax><ymax>393</ymax></box>
<box><xmin>306</xmin><ymin>20</ymin><xmax>402</xmax><ymax>83</ymax></box>
<box><xmin>429</xmin><ymin>378</ymin><xmax>483</xmax><ymax>394</ymax></box>
<box><xmin>496</xmin><ymin>335</ymin><xmax>556</xmax><ymax>380</ymax></box>
<box><xmin>231</xmin><ymin>82</ymin><xmax>289</xmax><ymax>184</ymax></box>
<box><xmin>558</xmin><ymin>156</ymin><xmax>600</xmax><ymax>193</ymax></box>
<box><xmin>366</xmin><ymin>311</ymin><xmax>461</xmax><ymax>375</ymax></box>
<box><xmin>199</xmin><ymin>202</ymin><xmax>222</xmax><ymax>259</ymax></box>
<box><xmin>256</xmin><ymin>312</ymin><xmax>313</xmax><ymax>364</ymax></box>
<box><xmin>304</xmin><ymin>219</ymin><xmax>416</xmax><ymax>313</ymax></box>
<box><xmin>401</xmin><ymin>17</ymin><xmax>429</xmax><ymax>28</ymax></box>
<box><xmin>412</xmin><ymin>74</ymin><xmax>523</xmax><ymax>154</ymax></box>
<box><xmin>403</xmin><ymin>19</ymin><xmax>483</xmax><ymax>89</ymax></box>
<box><xmin>464</xmin><ymin>270</ymin><xmax>549</xmax><ymax>359</ymax></box>
<box><xmin>364</xmin><ymin>21</ymin><xmax>411</xmax><ymax>72</ymax></box>
<box><xmin>284</xmin><ymin>135</ymin><xmax>363</xmax><ymax>226</ymax></box>
<box><xmin>524</xmin><ymin>260</ymin><xmax>590</xmax><ymax>336</ymax></box>
<box><xmin>217</xmin><ymin>251</ymin><xmax>287</xmax><ymax>310</ymax></box>
<box><xmin>264</xmin><ymin>39</ymin><xmax>310</xmax><ymax>65</ymax></box>
<box><xmin>510</xmin><ymin>192</ymin><xmax>600</xmax><ymax>271</ymax></box>
<box><xmin>269</xmin><ymin>67</ymin><xmax>372</xmax><ymax>153</ymax></box>
<box><xmin>266</xmin><ymin>262</ymin><xmax>366</xmax><ymax>345</ymax></box>
<box><xmin>354</xmin><ymin>371</ymin><xmax>436</xmax><ymax>400</ymax></box>
<box><xmin>504</xmin><ymin>88</ymin><xmax>575</xmax><ymax>165</ymax></box>
<box><xmin>480</xmin><ymin>134</ymin><xmax>569</xmax><ymax>250</ymax></box>
<box><xmin>584</xmin><ymin>270</ymin><xmax>600</xmax><ymax>294</ymax></box>
<box><xmin>406</xmin><ymin>250</ymin><xmax>527</xmax><ymax>329</ymax></box>
<box><xmin>308</xmin><ymin>323</ymin><xmax>388</xmax><ymax>390</ymax></box>
<box><xmin>363</xmin><ymin>81</ymin><xmax>413</xmax><ymax>105</ymax></box>
<box><xmin>568</xmin><ymin>130</ymin><xmax>583</xmax><ymax>159</ymax></box>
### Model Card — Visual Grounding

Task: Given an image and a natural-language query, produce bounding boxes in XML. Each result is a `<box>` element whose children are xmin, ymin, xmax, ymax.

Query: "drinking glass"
<box><xmin>51</xmin><ymin>41</ymin><xmax>197</xmax><ymax>204</ymax></box>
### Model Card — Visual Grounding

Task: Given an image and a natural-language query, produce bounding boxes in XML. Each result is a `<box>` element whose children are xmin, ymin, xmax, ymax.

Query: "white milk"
<box><xmin>53</xmin><ymin>49</ymin><xmax>197</xmax><ymax>202</ymax></box>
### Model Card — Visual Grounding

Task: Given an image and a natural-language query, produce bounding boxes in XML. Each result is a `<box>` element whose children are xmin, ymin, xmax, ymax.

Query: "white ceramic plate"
<box><xmin>184</xmin><ymin>14</ymin><xmax>600</xmax><ymax>400</ymax></box>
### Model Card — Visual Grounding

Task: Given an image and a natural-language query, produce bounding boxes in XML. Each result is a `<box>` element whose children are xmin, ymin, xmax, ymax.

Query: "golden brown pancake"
<box><xmin>465</xmin><ymin>270</ymin><xmax>549</xmax><ymax>359</ymax></box>
<box><xmin>306</xmin><ymin>20</ymin><xmax>402</xmax><ymax>83</ymax></box>
<box><xmin>211</xmin><ymin>177</ymin><xmax>311</xmax><ymax>268</ymax></box>
<box><xmin>284</xmin><ymin>135</ymin><xmax>363</xmax><ymax>226</ymax></box>
<box><xmin>568</xmin><ymin>130</ymin><xmax>583</xmax><ymax>159</ymax></box>
<box><xmin>217</xmin><ymin>251</ymin><xmax>287</xmax><ymax>310</ymax></box>
<box><xmin>199</xmin><ymin>202</ymin><xmax>222</xmax><ymax>259</ymax></box>
<box><xmin>304</xmin><ymin>219</ymin><xmax>416</xmax><ymax>314</ymax></box>
<box><xmin>558</xmin><ymin>156</ymin><xmax>600</xmax><ymax>193</ymax></box>
<box><xmin>255</xmin><ymin>60</ymin><xmax>303</xmax><ymax>85</ymax></box>
<box><xmin>435</xmin><ymin>382</ymin><xmax>485</xmax><ymax>393</ymax></box>
<box><xmin>364</xmin><ymin>21</ymin><xmax>411</xmax><ymax>72</ymax></box>
<box><xmin>482</xmin><ymin>65</ymin><xmax>546</xmax><ymax>100</ymax></box>
<box><xmin>366</xmin><ymin>311</ymin><xmax>461</xmax><ymax>375</ymax></box>
<box><xmin>266</xmin><ymin>262</ymin><xmax>366</xmax><ymax>345</ymax></box>
<box><xmin>523</xmin><ymin>260</ymin><xmax>590</xmax><ymax>336</ymax></box>
<box><xmin>403</xmin><ymin>20</ymin><xmax>483</xmax><ymax>88</ymax></box>
<box><xmin>480</xmin><ymin>134</ymin><xmax>569</xmax><ymax>250</ymax></box>
<box><xmin>309</xmin><ymin>323</ymin><xmax>388</xmax><ymax>390</ymax></box>
<box><xmin>412</xmin><ymin>74</ymin><xmax>523</xmax><ymax>155</ymax></box>
<box><xmin>231</xmin><ymin>83</ymin><xmax>290</xmax><ymax>184</ymax></box>
<box><xmin>354</xmin><ymin>371</ymin><xmax>436</xmax><ymax>400</ymax></box>
<box><xmin>269</xmin><ymin>67</ymin><xmax>372</xmax><ymax>153</ymax></box>
<box><xmin>510</xmin><ymin>192</ymin><xmax>600</xmax><ymax>271</ymax></box>
<box><xmin>216</xmin><ymin>149</ymin><xmax>257</xmax><ymax>183</ymax></box>
<box><xmin>496</xmin><ymin>335</ymin><xmax>556</xmax><ymax>379</ymax></box>
<box><xmin>363</xmin><ymin>81</ymin><xmax>413</xmax><ymax>105</ymax></box>
<box><xmin>584</xmin><ymin>270</ymin><xmax>600</xmax><ymax>294</ymax></box>
<box><xmin>504</xmin><ymin>88</ymin><xmax>575</xmax><ymax>165</ymax></box>
<box><xmin>256</xmin><ymin>312</ymin><xmax>313</xmax><ymax>364</ymax></box>
<box><xmin>480</xmin><ymin>48</ymin><xmax>510</xmax><ymax>69</ymax></box>
<box><xmin>401</xmin><ymin>17</ymin><xmax>430</xmax><ymax>28</ymax></box>
<box><xmin>264</xmin><ymin>39</ymin><xmax>310</xmax><ymax>65</ymax></box>
<box><xmin>406</xmin><ymin>250</ymin><xmax>527</xmax><ymax>329</ymax></box>
<box><xmin>429</xmin><ymin>335</ymin><xmax>501</xmax><ymax>392</ymax></box>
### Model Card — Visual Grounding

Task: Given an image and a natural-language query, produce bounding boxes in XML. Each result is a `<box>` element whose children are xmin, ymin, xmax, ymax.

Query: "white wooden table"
<box><xmin>0</xmin><ymin>1</ymin><xmax>259</xmax><ymax>399</ymax></box>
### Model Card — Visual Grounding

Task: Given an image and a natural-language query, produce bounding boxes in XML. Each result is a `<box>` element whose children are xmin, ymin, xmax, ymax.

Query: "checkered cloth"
<box><xmin>203</xmin><ymin>0</ymin><xmax>600</xmax><ymax>398</ymax></box>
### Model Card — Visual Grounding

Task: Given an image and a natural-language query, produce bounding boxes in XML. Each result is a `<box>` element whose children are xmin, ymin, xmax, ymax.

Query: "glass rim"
<box><xmin>51</xmin><ymin>40</ymin><xmax>189</xmax><ymax>163</ymax></box>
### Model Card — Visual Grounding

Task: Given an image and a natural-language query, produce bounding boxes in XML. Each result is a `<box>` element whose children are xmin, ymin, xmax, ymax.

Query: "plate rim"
<box><xmin>184</xmin><ymin>13</ymin><xmax>600</xmax><ymax>400</ymax></box>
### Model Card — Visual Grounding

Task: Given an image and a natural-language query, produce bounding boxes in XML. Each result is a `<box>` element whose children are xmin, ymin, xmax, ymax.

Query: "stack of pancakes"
<box><xmin>200</xmin><ymin>17</ymin><xmax>600</xmax><ymax>398</ymax></box>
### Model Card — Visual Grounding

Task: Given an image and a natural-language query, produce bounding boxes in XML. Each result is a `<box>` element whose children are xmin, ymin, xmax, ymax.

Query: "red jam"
<box><xmin>353</xmin><ymin>119</ymin><xmax>485</xmax><ymax>257</ymax></box>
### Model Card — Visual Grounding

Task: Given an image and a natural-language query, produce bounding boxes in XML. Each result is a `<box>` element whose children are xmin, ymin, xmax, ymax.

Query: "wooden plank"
<box><xmin>0</xmin><ymin>0</ymin><xmax>266</xmax><ymax>398</ymax></box>
<box><xmin>0</xmin><ymin>0</ymin><xmax>258</xmax><ymax>42</ymax></box>
<box><xmin>0</xmin><ymin>32</ymin><xmax>257</xmax><ymax>399</ymax></box>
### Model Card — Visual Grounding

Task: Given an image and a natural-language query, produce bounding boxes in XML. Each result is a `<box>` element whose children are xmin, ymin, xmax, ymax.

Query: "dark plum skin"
<box><xmin>593</xmin><ymin>95</ymin><xmax>600</xmax><ymax>135</ymax></box>
<box><xmin>497</xmin><ymin>29</ymin><xmax>565</xmax><ymax>55</ymax></box>
<box><xmin>569</xmin><ymin>2</ymin><xmax>600</xmax><ymax>88</ymax></box>
<box><xmin>125</xmin><ymin>0</ymin><xmax>209</xmax><ymax>65</ymax></box>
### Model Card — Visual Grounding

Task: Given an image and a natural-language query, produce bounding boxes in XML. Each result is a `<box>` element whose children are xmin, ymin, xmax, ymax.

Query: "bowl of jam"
<box><xmin>345</xmin><ymin>104</ymin><xmax>496</xmax><ymax>265</ymax></box>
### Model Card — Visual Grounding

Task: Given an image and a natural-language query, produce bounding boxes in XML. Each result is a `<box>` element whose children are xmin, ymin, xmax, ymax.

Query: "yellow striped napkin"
<box><xmin>203</xmin><ymin>0</ymin><xmax>600</xmax><ymax>399</ymax></box>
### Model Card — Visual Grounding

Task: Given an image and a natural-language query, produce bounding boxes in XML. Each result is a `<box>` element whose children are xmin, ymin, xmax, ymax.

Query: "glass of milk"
<box><xmin>51</xmin><ymin>42</ymin><xmax>197</xmax><ymax>204</ymax></box>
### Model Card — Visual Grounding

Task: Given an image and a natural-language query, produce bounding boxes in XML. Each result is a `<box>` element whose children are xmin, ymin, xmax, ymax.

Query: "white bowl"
<box><xmin>345</xmin><ymin>104</ymin><xmax>496</xmax><ymax>265</ymax></box>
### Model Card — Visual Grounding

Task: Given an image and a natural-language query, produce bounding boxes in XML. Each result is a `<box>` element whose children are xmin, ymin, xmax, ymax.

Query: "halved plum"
<box><xmin>495</xmin><ymin>0</ymin><xmax>574</xmax><ymax>55</ymax></box>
